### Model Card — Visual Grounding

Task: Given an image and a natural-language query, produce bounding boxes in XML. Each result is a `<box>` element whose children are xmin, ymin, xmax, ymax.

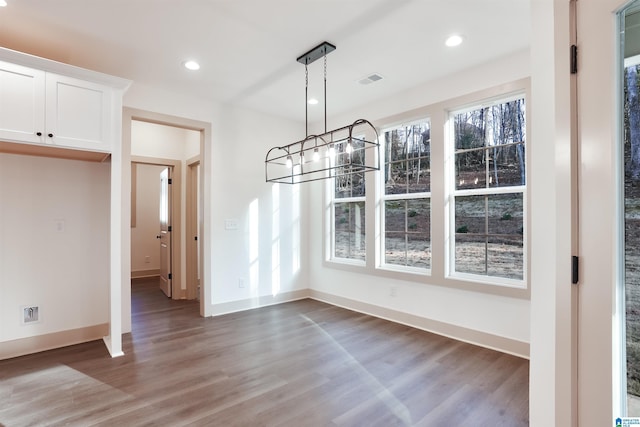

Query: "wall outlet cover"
<box><xmin>22</xmin><ymin>306</ymin><xmax>40</xmax><ymax>325</ymax></box>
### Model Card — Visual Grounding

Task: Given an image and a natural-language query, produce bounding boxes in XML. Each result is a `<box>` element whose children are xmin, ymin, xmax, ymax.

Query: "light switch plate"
<box><xmin>224</xmin><ymin>219</ymin><xmax>239</xmax><ymax>230</ymax></box>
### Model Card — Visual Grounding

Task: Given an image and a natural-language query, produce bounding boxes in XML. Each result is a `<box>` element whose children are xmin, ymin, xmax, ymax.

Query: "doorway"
<box><xmin>123</xmin><ymin>107</ymin><xmax>211</xmax><ymax>329</ymax></box>
<box><xmin>131</xmin><ymin>158</ymin><xmax>182</xmax><ymax>298</ymax></box>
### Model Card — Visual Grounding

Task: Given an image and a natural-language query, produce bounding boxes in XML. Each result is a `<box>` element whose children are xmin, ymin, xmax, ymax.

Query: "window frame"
<box><xmin>379</xmin><ymin>118</ymin><xmax>432</xmax><ymax>274</ymax></box>
<box><xmin>447</xmin><ymin>93</ymin><xmax>528</xmax><ymax>288</ymax></box>
<box><xmin>322</xmin><ymin>78</ymin><xmax>530</xmax><ymax>298</ymax></box>
<box><xmin>327</xmin><ymin>133</ymin><xmax>371</xmax><ymax>266</ymax></box>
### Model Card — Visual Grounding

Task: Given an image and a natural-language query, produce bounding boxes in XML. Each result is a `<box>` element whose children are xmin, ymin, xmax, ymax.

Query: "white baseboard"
<box><xmin>209</xmin><ymin>289</ymin><xmax>311</xmax><ymax>316</ymax></box>
<box><xmin>308</xmin><ymin>290</ymin><xmax>530</xmax><ymax>359</ymax></box>
<box><xmin>0</xmin><ymin>323</ymin><xmax>109</xmax><ymax>360</ymax></box>
<box><xmin>131</xmin><ymin>269</ymin><xmax>160</xmax><ymax>279</ymax></box>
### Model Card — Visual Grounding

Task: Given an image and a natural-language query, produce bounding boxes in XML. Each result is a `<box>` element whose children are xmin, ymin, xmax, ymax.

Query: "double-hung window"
<box><xmin>450</xmin><ymin>96</ymin><xmax>526</xmax><ymax>284</ymax></box>
<box><xmin>381</xmin><ymin>120</ymin><xmax>431</xmax><ymax>270</ymax></box>
<box><xmin>331</xmin><ymin>139</ymin><xmax>366</xmax><ymax>262</ymax></box>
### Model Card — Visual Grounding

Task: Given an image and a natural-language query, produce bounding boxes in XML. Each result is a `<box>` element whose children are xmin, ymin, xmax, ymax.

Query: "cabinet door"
<box><xmin>46</xmin><ymin>73</ymin><xmax>112</xmax><ymax>152</ymax></box>
<box><xmin>0</xmin><ymin>61</ymin><xmax>45</xmax><ymax>144</ymax></box>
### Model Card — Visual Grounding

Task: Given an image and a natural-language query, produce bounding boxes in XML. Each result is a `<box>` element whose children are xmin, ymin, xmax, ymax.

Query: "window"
<box><xmin>450</xmin><ymin>96</ymin><xmax>526</xmax><ymax>283</ymax></box>
<box><xmin>331</xmin><ymin>139</ymin><xmax>366</xmax><ymax>262</ymax></box>
<box><xmin>382</xmin><ymin>120</ymin><xmax>431</xmax><ymax>270</ymax></box>
<box><xmin>322</xmin><ymin>79</ymin><xmax>529</xmax><ymax>293</ymax></box>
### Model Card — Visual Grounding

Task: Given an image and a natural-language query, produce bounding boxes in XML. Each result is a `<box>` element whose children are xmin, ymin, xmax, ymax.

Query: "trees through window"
<box><xmin>382</xmin><ymin>120</ymin><xmax>431</xmax><ymax>269</ymax></box>
<box><xmin>325</xmin><ymin>82</ymin><xmax>528</xmax><ymax>289</ymax></box>
<box><xmin>451</xmin><ymin>97</ymin><xmax>526</xmax><ymax>281</ymax></box>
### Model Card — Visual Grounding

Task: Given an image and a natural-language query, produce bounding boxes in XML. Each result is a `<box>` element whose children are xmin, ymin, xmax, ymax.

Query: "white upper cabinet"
<box><xmin>0</xmin><ymin>57</ymin><xmax>123</xmax><ymax>153</ymax></box>
<box><xmin>46</xmin><ymin>73</ymin><xmax>111</xmax><ymax>152</ymax></box>
<box><xmin>0</xmin><ymin>61</ymin><xmax>45</xmax><ymax>145</ymax></box>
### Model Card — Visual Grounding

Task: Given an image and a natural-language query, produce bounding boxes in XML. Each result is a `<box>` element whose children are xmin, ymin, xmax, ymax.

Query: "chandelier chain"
<box><xmin>324</xmin><ymin>53</ymin><xmax>327</xmax><ymax>133</ymax></box>
<box><xmin>305</xmin><ymin>64</ymin><xmax>308</xmax><ymax>137</ymax></box>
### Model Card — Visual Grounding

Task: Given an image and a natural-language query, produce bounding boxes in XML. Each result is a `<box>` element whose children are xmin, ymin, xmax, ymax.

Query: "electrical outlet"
<box><xmin>145</xmin><ymin>255</ymin><xmax>151</xmax><ymax>263</ymax></box>
<box><xmin>238</xmin><ymin>278</ymin><xmax>245</xmax><ymax>288</ymax></box>
<box><xmin>22</xmin><ymin>306</ymin><xmax>40</xmax><ymax>324</ymax></box>
<box><xmin>389</xmin><ymin>286</ymin><xmax>397</xmax><ymax>297</ymax></box>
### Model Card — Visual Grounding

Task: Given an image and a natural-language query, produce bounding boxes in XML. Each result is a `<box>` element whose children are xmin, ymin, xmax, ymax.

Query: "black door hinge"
<box><xmin>572</xmin><ymin>256</ymin><xmax>579</xmax><ymax>284</ymax></box>
<box><xmin>168</xmin><ymin>225</ymin><xmax>172</xmax><ymax>232</ymax></box>
<box><xmin>570</xmin><ymin>45</ymin><xmax>578</xmax><ymax>74</ymax></box>
<box><xmin>168</xmin><ymin>273</ymin><xmax>172</xmax><ymax>280</ymax></box>
<box><xmin>168</xmin><ymin>178</ymin><xmax>172</xmax><ymax>184</ymax></box>
<box><xmin>194</xmin><ymin>236</ymin><xmax>198</xmax><ymax>241</ymax></box>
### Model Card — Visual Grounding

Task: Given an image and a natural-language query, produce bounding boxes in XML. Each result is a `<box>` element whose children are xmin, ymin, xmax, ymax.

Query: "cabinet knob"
<box><xmin>47</xmin><ymin>133</ymin><xmax>53</xmax><ymax>138</ymax></box>
<box><xmin>36</xmin><ymin>132</ymin><xmax>42</xmax><ymax>136</ymax></box>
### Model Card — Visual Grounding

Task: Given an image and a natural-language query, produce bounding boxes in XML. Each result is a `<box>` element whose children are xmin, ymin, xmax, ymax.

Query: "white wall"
<box><xmin>124</xmin><ymin>87</ymin><xmax>305</xmax><ymax>314</ymax></box>
<box><xmin>306</xmin><ymin>50</ymin><xmax>532</xmax><ymax>351</ymax></box>
<box><xmin>0</xmin><ymin>153</ymin><xmax>110</xmax><ymax>342</ymax></box>
<box><xmin>131</xmin><ymin>120</ymin><xmax>198</xmax><ymax>159</ymax></box>
<box><xmin>209</xmin><ymin>105</ymin><xmax>305</xmax><ymax>308</ymax></box>
<box><xmin>131</xmin><ymin>163</ymin><xmax>164</xmax><ymax>274</ymax></box>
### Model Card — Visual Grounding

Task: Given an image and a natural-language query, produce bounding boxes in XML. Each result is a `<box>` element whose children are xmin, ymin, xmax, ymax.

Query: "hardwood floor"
<box><xmin>0</xmin><ymin>278</ymin><xmax>529</xmax><ymax>426</ymax></box>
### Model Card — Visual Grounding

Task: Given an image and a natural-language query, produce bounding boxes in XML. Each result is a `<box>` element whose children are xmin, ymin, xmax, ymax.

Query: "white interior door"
<box><xmin>159</xmin><ymin>167</ymin><xmax>172</xmax><ymax>297</ymax></box>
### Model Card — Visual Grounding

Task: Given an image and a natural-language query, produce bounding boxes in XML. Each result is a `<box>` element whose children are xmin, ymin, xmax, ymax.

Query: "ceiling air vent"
<box><xmin>358</xmin><ymin>73</ymin><xmax>384</xmax><ymax>85</ymax></box>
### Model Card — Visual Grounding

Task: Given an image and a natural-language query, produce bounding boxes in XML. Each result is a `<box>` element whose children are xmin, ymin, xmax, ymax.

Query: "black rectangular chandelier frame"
<box><xmin>265</xmin><ymin>119</ymin><xmax>379</xmax><ymax>184</ymax></box>
<box><xmin>265</xmin><ymin>41</ymin><xmax>380</xmax><ymax>184</ymax></box>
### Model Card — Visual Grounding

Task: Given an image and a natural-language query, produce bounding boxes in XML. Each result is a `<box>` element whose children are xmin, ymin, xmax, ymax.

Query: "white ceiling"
<box><xmin>0</xmin><ymin>0</ymin><xmax>530</xmax><ymax>123</ymax></box>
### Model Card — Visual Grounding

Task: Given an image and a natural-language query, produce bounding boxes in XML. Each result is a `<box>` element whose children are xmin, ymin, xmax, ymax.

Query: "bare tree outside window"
<box><xmin>624</xmin><ymin>62</ymin><xmax>640</xmax><ymax>398</ymax></box>
<box><xmin>332</xmin><ymin>136</ymin><xmax>366</xmax><ymax>262</ymax></box>
<box><xmin>382</xmin><ymin>120</ymin><xmax>431</xmax><ymax>269</ymax></box>
<box><xmin>452</xmin><ymin>98</ymin><xmax>526</xmax><ymax>281</ymax></box>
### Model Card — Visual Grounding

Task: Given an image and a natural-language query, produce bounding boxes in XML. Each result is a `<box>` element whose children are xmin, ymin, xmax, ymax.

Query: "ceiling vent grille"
<box><xmin>358</xmin><ymin>73</ymin><xmax>384</xmax><ymax>85</ymax></box>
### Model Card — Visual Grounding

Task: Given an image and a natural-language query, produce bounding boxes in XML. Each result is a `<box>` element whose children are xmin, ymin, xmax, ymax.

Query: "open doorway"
<box><xmin>129</xmin><ymin>118</ymin><xmax>200</xmax><ymax>302</ymax></box>
<box><xmin>131</xmin><ymin>157</ymin><xmax>183</xmax><ymax>298</ymax></box>
<box><xmin>123</xmin><ymin>107</ymin><xmax>210</xmax><ymax>330</ymax></box>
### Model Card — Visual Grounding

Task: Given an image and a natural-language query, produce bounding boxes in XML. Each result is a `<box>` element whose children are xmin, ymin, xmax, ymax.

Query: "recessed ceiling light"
<box><xmin>307</xmin><ymin>98</ymin><xmax>319</xmax><ymax>105</ymax></box>
<box><xmin>183</xmin><ymin>60</ymin><xmax>200</xmax><ymax>71</ymax></box>
<box><xmin>445</xmin><ymin>34</ymin><xmax>464</xmax><ymax>47</ymax></box>
<box><xmin>0</xmin><ymin>0</ymin><xmax>7</xmax><ymax>7</ymax></box>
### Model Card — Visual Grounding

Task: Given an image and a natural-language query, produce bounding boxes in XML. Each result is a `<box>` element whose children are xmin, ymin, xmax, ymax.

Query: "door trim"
<box><xmin>186</xmin><ymin>156</ymin><xmax>201</xmax><ymax>301</ymax></box>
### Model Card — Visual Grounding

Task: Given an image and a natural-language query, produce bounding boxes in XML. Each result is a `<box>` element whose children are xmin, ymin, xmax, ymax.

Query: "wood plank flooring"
<box><xmin>0</xmin><ymin>278</ymin><xmax>529</xmax><ymax>426</ymax></box>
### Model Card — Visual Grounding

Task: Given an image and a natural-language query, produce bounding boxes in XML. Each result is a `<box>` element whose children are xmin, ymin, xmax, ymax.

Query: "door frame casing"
<box><xmin>186</xmin><ymin>156</ymin><xmax>201</xmax><ymax>301</ymax></box>
<box><xmin>575</xmin><ymin>0</ymin><xmax>627</xmax><ymax>424</ymax></box>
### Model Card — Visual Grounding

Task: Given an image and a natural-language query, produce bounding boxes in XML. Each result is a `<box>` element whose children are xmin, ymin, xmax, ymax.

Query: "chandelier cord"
<box><xmin>305</xmin><ymin>64</ymin><xmax>309</xmax><ymax>137</ymax></box>
<box><xmin>324</xmin><ymin>54</ymin><xmax>327</xmax><ymax>134</ymax></box>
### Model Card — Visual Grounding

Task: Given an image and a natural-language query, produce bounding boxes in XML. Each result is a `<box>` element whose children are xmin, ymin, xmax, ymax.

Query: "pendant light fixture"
<box><xmin>265</xmin><ymin>42</ymin><xmax>380</xmax><ymax>184</ymax></box>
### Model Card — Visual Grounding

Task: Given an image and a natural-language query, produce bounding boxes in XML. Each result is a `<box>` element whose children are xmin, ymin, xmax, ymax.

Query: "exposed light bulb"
<box><xmin>286</xmin><ymin>155</ymin><xmax>293</xmax><ymax>168</ymax></box>
<box><xmin>307</xmin><ymin>98</ymin><xmax>319</xmax><ymax>105</ymax></box>
<box><xmin>346</xmin><ymin>141</ymin><xmax>353</xmax><ymax>154</ymax></box>
<box><xmin>313</xmin><ymin>148</ymin><xmax>320</xmax><ymax>162</ymax></box>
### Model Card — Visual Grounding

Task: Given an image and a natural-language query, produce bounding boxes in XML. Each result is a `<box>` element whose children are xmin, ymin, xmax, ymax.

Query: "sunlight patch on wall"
<box><xmin>292</xmin><ymin>183</ymin><xmax>301</xmax><ymax>274</ymax></box>
<box><xmin>271</xmin><ymin>185</ymin><xmax>281</xmax><ymax>296</ymax></box>
<box><xmin>249</xmin><ymin>198</ymin><xmax>259</xmax><ymax>293</ymax></box>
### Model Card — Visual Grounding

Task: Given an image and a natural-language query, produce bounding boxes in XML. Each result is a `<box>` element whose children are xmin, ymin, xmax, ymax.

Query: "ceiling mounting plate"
<box><xmin>296</xmin><ymin>41</ymin><xmax>336</xmax><ymax>65</ymax></box>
